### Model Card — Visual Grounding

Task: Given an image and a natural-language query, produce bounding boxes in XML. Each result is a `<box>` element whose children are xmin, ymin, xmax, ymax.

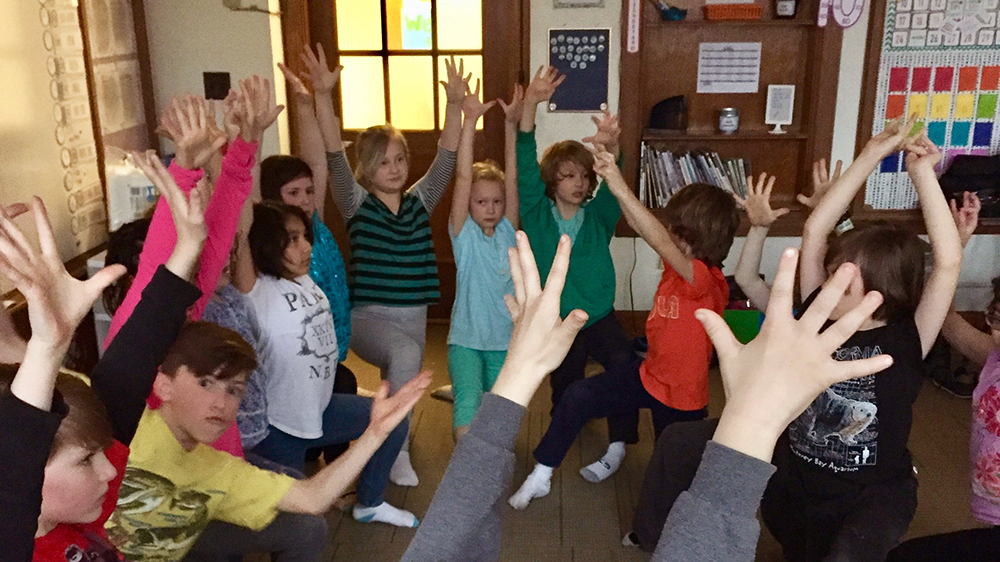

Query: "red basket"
<box><xmin>703</xmin><ymin>3</ymin><xmax>764</xmax><ymax>20</ymax></box>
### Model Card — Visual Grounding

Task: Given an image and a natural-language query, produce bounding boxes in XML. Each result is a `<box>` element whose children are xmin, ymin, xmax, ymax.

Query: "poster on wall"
<box><xmin>547</xmin><ymin>28</ymin><xmax>610</xmax><ymax>112</ymax></box>
<box><xmin>40</xmin><ymin>0</ymin><xmax>108</xmax><ymax>251</ymax></box>
<box><xmin>866</xmin><ymin>0</ymin><xmax>1000</xmax><ymax>210</ymax></box>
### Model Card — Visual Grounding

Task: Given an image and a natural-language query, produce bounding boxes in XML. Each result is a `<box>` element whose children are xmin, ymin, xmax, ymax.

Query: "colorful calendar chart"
<box><xmin>867</xmin><ymin>0</ymin><xmax>1000</xmax><ymax>210</ymax></box>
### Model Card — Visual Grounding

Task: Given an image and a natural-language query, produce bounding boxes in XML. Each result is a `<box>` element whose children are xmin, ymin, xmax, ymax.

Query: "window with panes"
<box><xmin>334</xmin><ymin>0</ymin><xmax>484</xmax><ymax>131</ymax></box>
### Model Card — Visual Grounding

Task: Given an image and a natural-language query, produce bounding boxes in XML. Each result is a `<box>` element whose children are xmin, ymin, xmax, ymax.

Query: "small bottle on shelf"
<box><xmin>775</xmin><ymin>0</ymin><xmax>797</xmax><ymax>18</ymax></box>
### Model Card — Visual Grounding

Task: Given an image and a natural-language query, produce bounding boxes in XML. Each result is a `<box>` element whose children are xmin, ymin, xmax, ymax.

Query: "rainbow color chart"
<box><xmin>867</xmin><ymin>0</ymin><xmax>1000</xmax><ymax>210</ymax></box>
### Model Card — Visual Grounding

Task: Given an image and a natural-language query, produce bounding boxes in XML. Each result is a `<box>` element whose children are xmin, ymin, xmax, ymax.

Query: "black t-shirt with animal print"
<box><xmin>783</xmin><ymin>301</ymin><xmax>924</xmax><ymax>487</ymax></box>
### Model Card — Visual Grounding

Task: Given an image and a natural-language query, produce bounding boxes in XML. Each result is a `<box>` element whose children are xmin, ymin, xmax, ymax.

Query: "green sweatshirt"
<box><xmin>517</xmin><ymin>129</ymin><xmax>621</xmax><ymax>328</ymax></box>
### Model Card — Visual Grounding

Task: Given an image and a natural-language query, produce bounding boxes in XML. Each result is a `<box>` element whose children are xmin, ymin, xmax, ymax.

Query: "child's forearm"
<box><xmin>608</xmin><ymin>176</ymin><xmax>694</xmax><ymax>282</ymax></box>
<box><xmin>504</xmin><ymin>122</ymin><xmax>519</xmax><ymax>226</ymax></box>
<box><xmin>439</xmin><ymin>102</ymin><xmax>463</xmax><ymax>152</ymax></box>
<box><xmin>735</xmin><ymin>226</ymin><xmax>772</xmax><ymax>312</ymax></box>
<box><xmin>315</xmin><ymin>91</ymin><xmax>344</xmax><ymax>153</ymax></box>
<box><xmin>191</xmin><ymin>137</ymin><xmax>256</xmax><ymax>320</ymax></box>
<box><xmin>450</xmin><ymin>120</ymin><xmax>477</xmax><ymax>232</ymax></box>
<box><xmin>941</xmin><ymin>309</ymin><xmax>994</xmax><ymax>367</ymax></box>
<box><xmin>280</xmin><ymin>429</ymin><xmax>386</xmax><ymax>514</ymax></box>
<box><xmin>520</xmin><ymin>101</ymin><xmax>540</xmax><ymax>133</ymax></box>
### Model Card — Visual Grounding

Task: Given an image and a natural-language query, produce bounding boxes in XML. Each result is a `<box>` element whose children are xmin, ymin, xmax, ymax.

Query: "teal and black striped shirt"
<box><xmin>327</xmin><ymin>147</ymin><xmax>457</xmax><ymax>307</ymax></box>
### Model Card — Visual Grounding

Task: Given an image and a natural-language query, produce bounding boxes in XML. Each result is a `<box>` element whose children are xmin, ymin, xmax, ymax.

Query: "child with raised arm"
<box><xmin>315</xmin><ymin>45</ymin><xmax>467</xmax><ymax>486</ymax></box>
<box><xmin>516</xmin><ymin>66</ymin><xmax>639</xmax><ymax>482</ymax></box>
<box><xmin>103</xmin><ymin>81</ymin><xmax>282</xmax><ymax>459</ymax></box>
<box><xmin>886</xmin><ymin>192</ymin><xmax>1000</xmax><ymax>561</ymax></box>
<box><xmin>762</xmin><ymin>119</ymin><xmax>963</xmax><ymax>562</ymax></box>
<box><xmin>401</xmin><ymin>237</ymin><xmax>892</xmax><ymax>562</ymax></box>
<box><xmin>445</xmin><ymin>83</ymin><xmax>521</xmax><ymax>440</ymax></box>
<box><xmin>733</xmin><ymin>161</ymin><xmax>841</xmax><ymax>312</ymax></box>
<box><xmin>509</xmin><ymin>148</ymin><xmax>741</xmax><ymax>509</ymax></box>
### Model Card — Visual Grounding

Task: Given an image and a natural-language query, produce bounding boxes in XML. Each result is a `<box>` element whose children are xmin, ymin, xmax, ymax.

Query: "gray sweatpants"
<box><xmin>350</xmin><ymin>304</ymin><xmax>427</xmax><ymax>450</ymax></box>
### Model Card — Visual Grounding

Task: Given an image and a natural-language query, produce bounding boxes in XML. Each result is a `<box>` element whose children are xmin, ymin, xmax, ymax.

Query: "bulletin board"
<box><xmin>547</xmin><ymin>28</ymin><xmax>610</xmax><ymax>112</ymax></box>
<box><xmin>866</xmin><ymin>0</ymin><xmax>1000</xmax><ymax>210</ymax></box>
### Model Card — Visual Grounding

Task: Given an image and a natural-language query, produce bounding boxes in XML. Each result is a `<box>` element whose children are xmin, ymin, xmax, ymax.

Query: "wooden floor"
<box><xmin>317</xmin><ymin>324</ymin><xmax>981</xmax><ymax>561</ymax></box>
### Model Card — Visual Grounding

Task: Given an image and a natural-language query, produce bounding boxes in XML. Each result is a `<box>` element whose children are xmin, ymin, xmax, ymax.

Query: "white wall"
<box><xmin>527</xmin><ymin>0</ymin><xmax>998</xmax><ymax>311</ymax></box>
<box><xmin>143</xmin><ymin>0</ymin><xmax>288</xmax><ymax>158</ymax></box>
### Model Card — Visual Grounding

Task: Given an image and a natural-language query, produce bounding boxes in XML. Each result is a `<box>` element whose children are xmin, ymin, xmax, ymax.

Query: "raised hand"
<box><xmin>367</xmin><ymin>371</ymin><xmax>432</xmax><ymax>437</ymax></box>
<box><xmin>951</xmin><ymin>191</ymin><xmax>981</xmax><ymax>248</ymax></box>
<box><xmin>582</xmin><ymin>109</ymin><xmax>621</xmax><ymax>156</ymax></box>
<box><xmin>498</xmin><ymin>84</ymin><xmax>524</xmax><ymax>127</ymax></box>
<box><xmin>735</xmin><ymin>173</ymin><xmax>788</xmax><ymax>227</ymax></box>
<box><xmin>697</xmin><ymin>247</ymin><xmax>892</xmax><ymax>462</ymax></box>
<box><xmin>221</xmin><ymin>90</ymin><xmax>242</xmax><ymax>143</ymax></box>
<box><xmin>863</xmin><ymin>114</ymin><xmax>920</xmax><ymax>158</ymax></box>
<box><xmin>0</xmin><ymin>199</ymin><xmax>126</xmax><ymax>351</ymax></box>
<box><xmin>491</xmin><ymin>232</ymin><xmax>588</xmax><ymax>407</ymax></box>
<box><xmin>300</xmin><ymin>43</ymin><xmax>341</xmax><ymax>95</ymax></box>
<box><xmin>131</xmin><ymin>150</ymin><xmax>209</xmax><ymax>281</ymax></box>
<box><xmin>462</xmin><ymin>79</ymin><xmax>497</xmax><ymax>123</ymax></box>
<box><xmin>798</xmin><ymin>158</ymin><xmax>843</xmax><ymax>209</ymax></box>
<box><xmin>524</xmin><ymin>65</ymin><xmax>566</xmax><ymax>106</ymax></box>
<box><xmin>158</xmin><ymin>96</ymin><xmax>227</xmax><ymax>170</ymax></box>
<box><xmin>203</xmin><ymin>99</ymin><xmax>231</xmax><ymax>148</ymax></box>
<box><xmin>278</xmin><ymin>61</ymin><xmax>311</xmax><ymax>98</ymax></box>
<box><xmin>232</xmin><ymin>75</ymin><xmax>285</xmax><ymax>144</ymax></box>
<box><xmin>904</xmin><ymin>131</ymin><xmax>942</xmax><ymax>173</ymax></box>
<box><xmin>592</xmin><ymin>145</ymin><xmax>625</xmax><ymax>192</ymax></box>
<box><xmin>441</xmin><ymin>56</ymin><xmax>472</xmax><ymax>106</ymax></box>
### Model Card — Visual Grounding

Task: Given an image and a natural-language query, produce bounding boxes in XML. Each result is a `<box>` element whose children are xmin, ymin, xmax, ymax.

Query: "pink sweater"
<box><xmin>104</xmin><ymin>137</ymin><xmax>257</xmax><ymax>457</ymax></box>
<box><xmin>971</xmin><ymin>349</ymin><xmax>1000</xmax><ymax>524</ymax></box>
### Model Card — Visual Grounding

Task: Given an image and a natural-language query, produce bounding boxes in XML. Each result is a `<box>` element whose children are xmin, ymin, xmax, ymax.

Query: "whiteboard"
<box><xmin>0</xmin><ymin>0</ymin><xmax>108</xmax><ymax>294</ymax></box>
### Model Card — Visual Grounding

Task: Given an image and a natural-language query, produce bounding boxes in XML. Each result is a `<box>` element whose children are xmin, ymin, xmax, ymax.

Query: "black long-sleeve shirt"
<box><xmin>0</xmin><ymin>266</ymin><xmax>200</xmax><ymax>562</ymax></box>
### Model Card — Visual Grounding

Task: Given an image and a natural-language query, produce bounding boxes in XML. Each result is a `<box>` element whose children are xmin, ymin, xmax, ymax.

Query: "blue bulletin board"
<box><xmin>547</xmin><ymin>28</ymin><xmax>611</xmax><ymax>112</ymax></box>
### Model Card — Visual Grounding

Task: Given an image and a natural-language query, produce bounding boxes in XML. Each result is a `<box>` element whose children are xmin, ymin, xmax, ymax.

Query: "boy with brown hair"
<box><xmin>516</xmin><ymin>66</ymin><xmax>639</xmax><ymax>483</ymax></box>
<box><xmin>509</xmin><ymin>147</ymin><xmax>740</xmax><ymax>509</ymax></box>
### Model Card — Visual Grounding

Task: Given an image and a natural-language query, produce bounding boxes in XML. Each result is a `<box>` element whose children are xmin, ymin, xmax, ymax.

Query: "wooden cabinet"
<box><xmin>617</xmin><ymin>0</ymin><xmax>843</xmax><ymax>236</ymax></box>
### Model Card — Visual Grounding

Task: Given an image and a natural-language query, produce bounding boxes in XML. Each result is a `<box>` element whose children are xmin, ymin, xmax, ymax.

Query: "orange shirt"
<box><xmin>639</xmin><ymin>259</ymin><xmax>728</xmax><ymax>411</ymax></box>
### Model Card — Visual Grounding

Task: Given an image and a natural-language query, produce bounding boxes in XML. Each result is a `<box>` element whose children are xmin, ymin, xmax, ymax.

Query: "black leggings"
<box><xmin>887</xmin><ymin>526</ymin><xmax>1000</xmax><ymax>562</ymax></box>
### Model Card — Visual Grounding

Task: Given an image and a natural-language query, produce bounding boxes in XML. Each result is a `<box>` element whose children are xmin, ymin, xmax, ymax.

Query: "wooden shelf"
<box><xmin>646</xmin><ymin>17</ymin><xmax>815</xmax><ymax>28</ymax></box>
<box><xmin>643</xmin><ymin>129</ymin><xmax>810</xmax><ymax>141</ymax></box>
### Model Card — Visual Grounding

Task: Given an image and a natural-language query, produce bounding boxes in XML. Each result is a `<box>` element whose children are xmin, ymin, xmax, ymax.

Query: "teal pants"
<box><xmin>448</xmin><ymin>345</ymin><xmax>506</xmax><ymax>429</ymax></box>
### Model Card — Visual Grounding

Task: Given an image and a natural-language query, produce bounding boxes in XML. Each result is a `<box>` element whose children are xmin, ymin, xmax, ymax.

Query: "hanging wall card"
<box><xmin>548</xmin><ymin>28</ymin><xmax>611</xmax><ymax>112</ymax></box>
<box><xmin>866</xmin><ymin>0</ymin><xmax>1000</xmax><ymax>210</ymax></box>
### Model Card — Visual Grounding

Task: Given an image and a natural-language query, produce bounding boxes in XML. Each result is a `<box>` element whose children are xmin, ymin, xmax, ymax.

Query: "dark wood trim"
<box><xmin>130</xmin><ymin>0</ymin><xmax>159</xmax><ymax>149</ymax></box>
<box><xmin>76</xmin><ymin>2</ymin><xmax>109</xmax><ymax>201</ymax></box>
<box><xmin>854</xmin><ymin>0</ymin><xmax>889</xmax><ymax>215</ymax></box>
<box><xmin>280</xmin><ymin>0</ymin><xmax>312</xmax><ymax>155</ymax></box>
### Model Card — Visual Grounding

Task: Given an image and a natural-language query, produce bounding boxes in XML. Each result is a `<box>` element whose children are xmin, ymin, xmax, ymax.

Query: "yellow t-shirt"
<box><xmin>104</xmin><ymin>408</ymin><xmax>295</xmax><ymax>562</ymax></box>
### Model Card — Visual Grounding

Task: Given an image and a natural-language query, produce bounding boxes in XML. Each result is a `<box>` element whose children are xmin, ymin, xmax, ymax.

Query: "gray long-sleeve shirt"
<box><xmin>401</xmin><ymin>393</ymin><xmax>777</xmax><ymax>562</ymax></box>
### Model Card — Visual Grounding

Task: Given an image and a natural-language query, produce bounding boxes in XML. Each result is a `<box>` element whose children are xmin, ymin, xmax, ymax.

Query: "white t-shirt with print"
<box><xmin>248</xmin><ymin>274</ymin><xmax>338</xmax><ymax>439</ymax></box>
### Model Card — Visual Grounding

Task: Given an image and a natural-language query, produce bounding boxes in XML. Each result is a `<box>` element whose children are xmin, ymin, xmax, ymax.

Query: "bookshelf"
<box><xmin>617</xmin><ymin>0</ymin><xmax>844</xmax><ymax>237</ymax></box>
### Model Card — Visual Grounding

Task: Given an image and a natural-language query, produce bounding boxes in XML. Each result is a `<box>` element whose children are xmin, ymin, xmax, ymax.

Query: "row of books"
<box><xmin>638</xmin><ymin>143</ymin><xmax>752</xmax><ymax>209</ymax></box>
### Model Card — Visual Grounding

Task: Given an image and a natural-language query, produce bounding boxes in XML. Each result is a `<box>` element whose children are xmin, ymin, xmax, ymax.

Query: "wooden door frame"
<box><xmin>280</xmin><ymin>0</ymin><xmax>528</xmax><ymax>162</ymax></box>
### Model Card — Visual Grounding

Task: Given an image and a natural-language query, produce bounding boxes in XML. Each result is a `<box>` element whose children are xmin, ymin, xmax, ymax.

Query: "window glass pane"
<box><xmin>389</xmin><ymin>56</ymin><xmax>434</xmax><ymax>130</ymax></box>
<box><xmin>335</xmin><ymin>0</ymin><xmax>382</xmax><ymax>51</ymax></box>
<box><xmin>437</xmin><ymin>0</ymin><xmax>482</xmax><ymax>50</ymax></box>
<box><xmin>438</xmin><ymin>55</ymin><xmax>484</xmax><ymax>129</ymax></box>
<box><xmin>340</xmin><ymin>56</ymin><xmax>386</xmax><ymax>130</ymax></box>
<box><xmin>387</xmin><ymin>0</ymin><xmax>432</xmax><ymax>50</ymax></box>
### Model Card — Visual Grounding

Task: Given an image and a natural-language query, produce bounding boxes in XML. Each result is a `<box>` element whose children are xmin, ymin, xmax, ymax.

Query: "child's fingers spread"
<box><xmin>516</xmin><ymin>231</ymin><xmax>542</xmax><ymax>298</ymax></box>
<box><xmin>828</xmin><ymin>354</ymin><xmax>893</xmax><ymax>386</ymax></box>
<box><xmin>31</xmin><ymin>198</ymin><xmax>59</xmax><ymax>259</ymax></box>
<box><xmin>765</xmin><ymin>247</ymin><xmax>798</xmax><ymax>318</ymax></box>
<box><xmin>3</xmin><ymin>203</ymin><xmax>29</xmax><ymax>219</ymax></box>
<box><xmin>504</xmin><ymin>294</ymin><xmax>519</xmax><ymax>322</ymax></box>
<box><xmin>799</xmin><ymin>262</ymin><xmax>858</xmax><ymax>334</ymax></box>
<box><xmin>542</xmin><ymin>234</ymin><xmax>572</xmax><ymax>300</ymax></box>
<box><xmin>764</xmin><ymin>175</ymin><xmax>777</xmax><ymax>197</ymax></box>
<box><xmin>508</xmin><ymin>247</ymin><xmax>526</xmax><ymax>305</ymax></box>
<box><xmin>694</xmin><ymin>309</ymin><xmax>741</xmax><ymax>363</ymax></box>
<box><xmin>86</xmin><ymin>264</ymin><xmax>128</xmax><ymax>298</ymax></box>
<box><xmin>774</xmin><ymin>207</ymin><xmax>790</xmax><ymax>218</ymax></box>
<box><xmin>832</xmin><ymin>159</ymin><xmax>843</xmax><ymax>179</ymax></box>
<box><xmin>821</xmin><ymin>290</ymin><xmax>882</xmax><ymax>352</ymax></box>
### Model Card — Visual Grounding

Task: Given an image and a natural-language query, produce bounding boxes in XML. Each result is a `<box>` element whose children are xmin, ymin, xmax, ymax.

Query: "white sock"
<box><xmin>353</xmin><ymin>501</ymin><xmax>419</xmax><ymax>527</ymax></box>
<box><xmin>508</xmin><ymin>463</ymin><xmax>553</xmax><ymax>510</ymax></box>
<box><xmin>390</xmin><ymin>449</ymin><xmax>419</xmax><ymax>487</ymax></box>
<box><xmin>580</xmin><ymin>441</ymin><xmax>626</xmax><ymax>483</ymax></box>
